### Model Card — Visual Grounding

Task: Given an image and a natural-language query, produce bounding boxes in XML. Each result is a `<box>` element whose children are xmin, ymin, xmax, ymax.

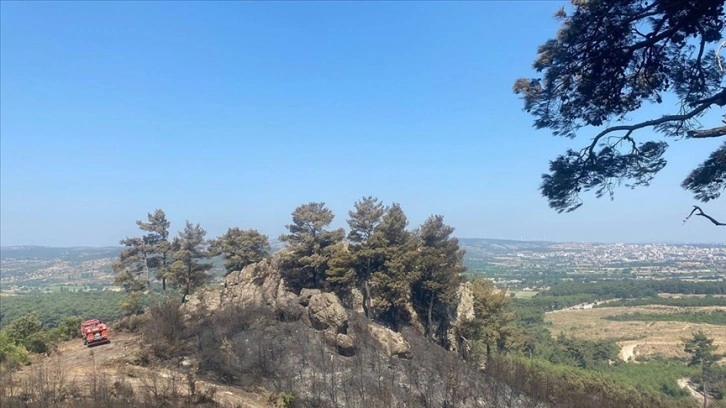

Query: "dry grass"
<box><xmin>545</xmin><ymin>305</ymin><xmax>726</xmax><ymax>361</ymax></box>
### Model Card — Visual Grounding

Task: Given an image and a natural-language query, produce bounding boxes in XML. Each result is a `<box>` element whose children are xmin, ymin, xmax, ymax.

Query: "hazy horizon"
<box><xmin>2</xmin><ymin>236</ymin><xmax>724</xmax><ymax>249</ymax></box>
<box><xmin>2</xmin><ymin>1</ymin><xmax>724</xmax><ymax>247</ymax></box>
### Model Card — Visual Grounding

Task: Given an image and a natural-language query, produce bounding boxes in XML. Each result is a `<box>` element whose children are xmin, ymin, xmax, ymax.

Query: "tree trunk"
<box><xmin>162</xmin><ymin>252</ymin><xmax>168</xmax><ymax>292</ymax></box>
<box><xmin>363</xmin><ymin>279</ymin><xmax>372</xmax><ymax>318</ymax></box>
<box><xmin>427</xmin><ymin>293</ymin><xmax>435</xmax><ymax>339</ymax></box>
<box><xmin>143</xmin><ymin>252</ymin><xmax>151</xmax><ymax>291</ymax></box>
<box><xmin>702</xmin><ymin>373</ymin><xmax>708</xmax><ymax>408</ymax></box>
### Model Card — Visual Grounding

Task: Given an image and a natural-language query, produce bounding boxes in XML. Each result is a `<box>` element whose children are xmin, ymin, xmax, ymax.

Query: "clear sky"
<box><xmin>1</xmin><ymin>1</ymin><xmax>723</xmax><ymax>246</ymax></box>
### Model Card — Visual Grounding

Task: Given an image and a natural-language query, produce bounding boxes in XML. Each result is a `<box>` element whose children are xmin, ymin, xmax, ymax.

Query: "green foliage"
<box><xmin>268</xmin><ymin>391</ymin><xmax>295</xmax><ymax>408</ymax></box>
<box><xmin>411</xmin><ymin>215</ymin><xmax>466</xmax><ymax>340</ymax></box>
<box><xmin>685</xmin><ymin>330</ymin><xmax>722</xmax><ymax>404</ymax></box>
<box><xmin>514</xmin><ymin>0</ymin><xmax>726</xmax><ymax>212</ymax></box>
<box><xmin>603</xmin><ymin>296</ymin><xmax>726</xmax><ymax>308</ymax></box>
<box><xmin>488</xmin><ymin>355</ymin><xmax>696</xmax><ymax>408</ymax></box>
<box><xmin>51</xmin><ymin>315</ymin><xmax>83</xmax><ymax>340</ymax></box>
<box><xmin>459</xmin><ymin>278</ymin><xmax>513</xmax><ymax>358</ymax></box>
<box><xmin>368</xmin><ymin>203</ymin><xmax>418</xmax><ymax>328</ymax></box>
<box><xmin>546</xmin><ymin>280</ymin><xmax>725</xmax><ymax>300</ymax></box>
<box><xmin>346</xmin><ymin>196</ymin><xmax>386</xmax><ymax>317</ymax></box>
<box><xmin>138</xmin><ymin>209</ymin><xmax>173</xmax><ymax>288</ymax></box>
<box><xmin>602</xmin><ymin>359</ymin><xmax>695</xmax><ymax>399</ymax></box>
<box><xmin>0</xmin><ymin>291</ymin><xmax>126</xmax><ymax>329</ymax></box>
<box><xmin>120</xmin><ymin>291</ymin><xmax>145</xmax><ymax>316</ymax></box>
<box><xmin>0</xmin><ymin>329</ymin><xmax>29</xmax><ymax>369</ymax></box>
<box><xmin>4</xmin><ymin>313</ymin><xmax>52</xmax><ymax>354</ymax></box>
<box><xmin>279</xmin><ymin>202</ymin><xmax>345</xmax><ymax>291</ymax></box>
<box><xmin>605</xmin><ymin>310</ymin><xmax>726</xmax><ymax>325</ymax></box>
<box><xmin>113</xmin><ymin>209</ymin><xmax>171</xmax><ymax>293</ymax></box>
<box><xmin>211</xmin><ymin>227</ymin><xmax>270</xmax><ymax>275</ymax></box>
<box><xmin>169</xmin><ymin>221</ymin><xmax>213</xmax><ymax>303</ymax></box>
<box><xmin>685</xmin><ymin>330</ymin><xmax>719</xmax><ymax>370</ymax></box>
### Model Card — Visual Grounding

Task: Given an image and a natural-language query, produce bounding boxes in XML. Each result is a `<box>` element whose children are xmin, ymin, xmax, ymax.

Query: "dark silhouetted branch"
<box><xmin>687</xmin><ymin>126</ymin><xmax>726</xmax><ymax>139</ymax></box>
<box><xmin>585</xmin><ymin>89</ymin><xmax>726</xmax><ymax>159</ymax></box>
<box><xmin>683</xmin><ymin>206</ymin><xmax>725</xmax><ymax>226</ymax></box>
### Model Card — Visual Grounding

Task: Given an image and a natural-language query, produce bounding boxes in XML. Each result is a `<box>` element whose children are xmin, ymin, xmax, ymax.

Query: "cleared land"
<box><xmin>3</xmin><ymin>332</ymin><xmax>270</xmax><ymax>407</ymax></box>
<box><xmin>545</xmin><ymin>305</ymin><xmax>726</xmax><ymax>361</ymax></box>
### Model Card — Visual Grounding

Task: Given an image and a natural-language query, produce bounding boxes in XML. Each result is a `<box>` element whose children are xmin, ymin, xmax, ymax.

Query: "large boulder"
<box><xmin>368</xmin><ymin>323</ymin><xmax>412</xmax><ymax>359</ymax></box>
<box><xmin>298</xmin><ymin>288</ymin><xmax>322</xmax><ymax>306</ymax></box>
<box><xmin>324</xmin><ymin>331</ymin><xmax>356</xmax><ymax>357</ymax></box>
<box><xmin>307</xmin><ymin>292</ymin><xmax>348</xmax><ymax>333</ymax></box>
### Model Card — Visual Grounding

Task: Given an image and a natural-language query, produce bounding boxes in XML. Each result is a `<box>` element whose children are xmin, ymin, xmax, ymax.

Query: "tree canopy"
<box><xmin>279</xmin><ymin>202</ymin><xmax>345</xmax><ymax>291</ymax></box>
<box><xmin>515</xmin><ymin>0</ymin><xmax>725</xmax><ymax>223</ymax></box>
<box><xmin>211</xmin><ymin>227</ymin><xmax>271</xmax><ymax>275</ymax></box>
<box><xmin>113</xmin><ymin>209</ymin><xmax>171</xmax><ymax>292</ymax></box>
<box><xmin>169</xmin><ymin>221</ymin><xmax>213</xmax><ymax>303</ymax></box>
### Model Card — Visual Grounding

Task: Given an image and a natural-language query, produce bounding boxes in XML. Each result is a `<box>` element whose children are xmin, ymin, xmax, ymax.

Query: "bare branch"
<box><xmin>717</xmin><ymin>40</ymin><xmax>726</xmax><ymax>72</ymax></box>
<box><xmin>687</xmin><ymin>126</ymin><xmax>726</xmax><ymax>139</ymax></box>
<box><xmin>683</xmin><ymin>206</ymin><xmax>726</xmax><ymax>226</ymax></box>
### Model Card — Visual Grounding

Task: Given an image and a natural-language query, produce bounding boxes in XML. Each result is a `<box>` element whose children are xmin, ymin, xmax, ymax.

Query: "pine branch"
<box><xmin>585</xmin><ymin>88</ymin><xmax>726</xmax><ymax>158</ymax></box>
<box><xmin>683</xmin><ymin>206</ymin><xmax>726</xmax><ymax>226</ymax></box>
<box><xmin>687</xmin><ymin>126</ymin><xmax>726</xmax><ymax>139</ymax></box>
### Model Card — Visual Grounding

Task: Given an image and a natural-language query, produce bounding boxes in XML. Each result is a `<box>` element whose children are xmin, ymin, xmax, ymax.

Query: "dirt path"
<box><xmin>617</xmin><ymin>340</ymin><xmax>675</xmax><ymax>362</ymax></box>
<box><xmin>678</xmin><ymin>378</ymin><xmax>708</xmax><ymax>407</ymax></box>
<box><xmin>618</xmin><ymin>342</ymin><xmax>639</xmax><ymax>362</ymax></box>
<box><xmin>10</xmin><ymin>332</ymin><xmax>271</xmax><ymax>408</ymax></box>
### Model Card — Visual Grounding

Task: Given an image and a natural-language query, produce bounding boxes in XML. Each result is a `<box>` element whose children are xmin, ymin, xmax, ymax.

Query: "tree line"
<box><xmin>113</xmin><ymin>198</ymin><xmax>511</xmax><ymax>350</ymax></box>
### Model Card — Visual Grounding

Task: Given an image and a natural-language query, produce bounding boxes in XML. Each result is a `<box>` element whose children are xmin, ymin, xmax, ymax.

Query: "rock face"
<box><xmin>184</xmin><ymin>255</ymin><xmax>437</xmax><ymax>360</ymax></box>
<box><xmin>447</xmin><ymin>282</ymin><xmax>475</xmax><ymax>353</ymax></box>
<box><xmin>324</xmin><ymin>332</ymin><xmax>356</xmax><ymax>357</ymax></box>
<box><xmin>307</xmin><ymin>292</ymin><xmax>348</xmax><ymax>333</ymax></box>
<box><xmin>185</xmin><ymin>256</ymin><xmax>357</xmax><ymax>356</ymax></box>
<box><xmin>184</xmin><ymin>258</ymin><xmax>303</xmax><ymax>320</ymax></box>
<box><xmin>368</xmin><ymin>323</ymin><xmax>412</xmax><ymax>359</ymax></box>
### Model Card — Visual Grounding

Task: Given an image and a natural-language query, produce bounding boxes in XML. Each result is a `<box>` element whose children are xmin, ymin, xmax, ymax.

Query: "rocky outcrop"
<box><xmin>324</xmin><ymin>332</ymin><xmax>356</xmax><ymax>357</ymax></box>
<box><xmin>307</xmin><ymin>292</ymin><xmax>348</xmax><ymax>333</ymax></box>
<box><xmin>184</xmin><ymin>255</ymin><xmax>446</xmax><ymax>360</ymax></box>
<box><xmin>447</xmin><ymin>282</ymin><xmax>475</xmax><ymax>353</ymax></box>
<box><xmin>368</xmin><ymin>323</ymin><xmax>412</xmax><ymax>359</ymax></box>
<box><xmin>184</xmin><ymin>258</ymin><xmax>303</xmax><ymax>320</ymax></box>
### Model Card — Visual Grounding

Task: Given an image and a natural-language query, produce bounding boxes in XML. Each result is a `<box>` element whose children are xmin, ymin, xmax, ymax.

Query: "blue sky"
<box><xmin>1</xmin><ymin>1</ymin><xmax>723</xmax><ymax>246</ymax></box>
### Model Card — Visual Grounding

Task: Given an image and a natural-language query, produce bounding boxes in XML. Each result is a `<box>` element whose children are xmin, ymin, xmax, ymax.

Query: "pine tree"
<box><xmin>169</xmin><ymin>221</ymin><xmax>213</xmax><ymax>303</ymax></box>
<box><xmin>411</xmin><ymin>215</ymin><xmax>466</xmax><ymax>341</ymax></box>
<box><xmin>279</xmin><ymin>202</ymin><xmax>344</xmax><ymax>291</ymax></box>
<box><xmin>347</xmin><ymin>196</ymin><xmax>386</xmax><ymax>318</ymax></box>
<box><xmin>113</xmin><ymin>209</ymin><xmax>171</xmax><ymax>293</ymax></box>
<box><xmin>211</xmin><ymin>228</ymin><xmax>271</xmax><ymax>275</ymax></box>
<box><xmin>684</xmin><ymin>330</ymin><xmax>720</xmax><ymax>408</ymax></box>
<box><xmin>368</xmin><ymin>203</ymin><xmax>417</xmax><ymax>329</ymax></box>
<box><xmin>137</xmin><ymin>209</ymin><xmax>171</xmax><ymax>291</ymax></box>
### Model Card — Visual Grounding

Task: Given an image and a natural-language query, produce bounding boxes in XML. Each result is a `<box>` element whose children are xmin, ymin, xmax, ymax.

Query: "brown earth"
<box><xmin>7</xmin><ymin>332</ymin><xmax>272</xmax><ymax>407</ymax></box>
<box><xmin>545</xmin><ymin>305</ymin><xmax>726</xmax><ymax>362</ymax></box>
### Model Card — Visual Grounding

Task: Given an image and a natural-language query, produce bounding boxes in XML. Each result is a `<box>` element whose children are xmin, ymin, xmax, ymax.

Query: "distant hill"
<box><xmin>0</xmin><ymin>246</ymin><xmax>122</xmax><ymax>261</ymax></box>
<box><xmin>2</xmin><ymin>239</ymin><xmax>723</xmax><ymax>291</ymax></box>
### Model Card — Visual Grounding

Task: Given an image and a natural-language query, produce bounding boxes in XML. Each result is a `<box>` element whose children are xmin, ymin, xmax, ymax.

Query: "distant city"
<box><xmin>1</xmin><ymin>239</ymin><xmax>724</xmax><ymax>292</ymax></box>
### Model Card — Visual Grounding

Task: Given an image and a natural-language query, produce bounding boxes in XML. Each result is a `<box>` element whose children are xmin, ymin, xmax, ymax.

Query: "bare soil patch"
<box><xmin>6</xmin><ymin>332</ymin><xmax>271</xmax><ymax>407</ymax></box>
<box><xmin>545</xmin><ymin>306</ymin><xmax>726</xmax><ymax>361</ymax></box>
